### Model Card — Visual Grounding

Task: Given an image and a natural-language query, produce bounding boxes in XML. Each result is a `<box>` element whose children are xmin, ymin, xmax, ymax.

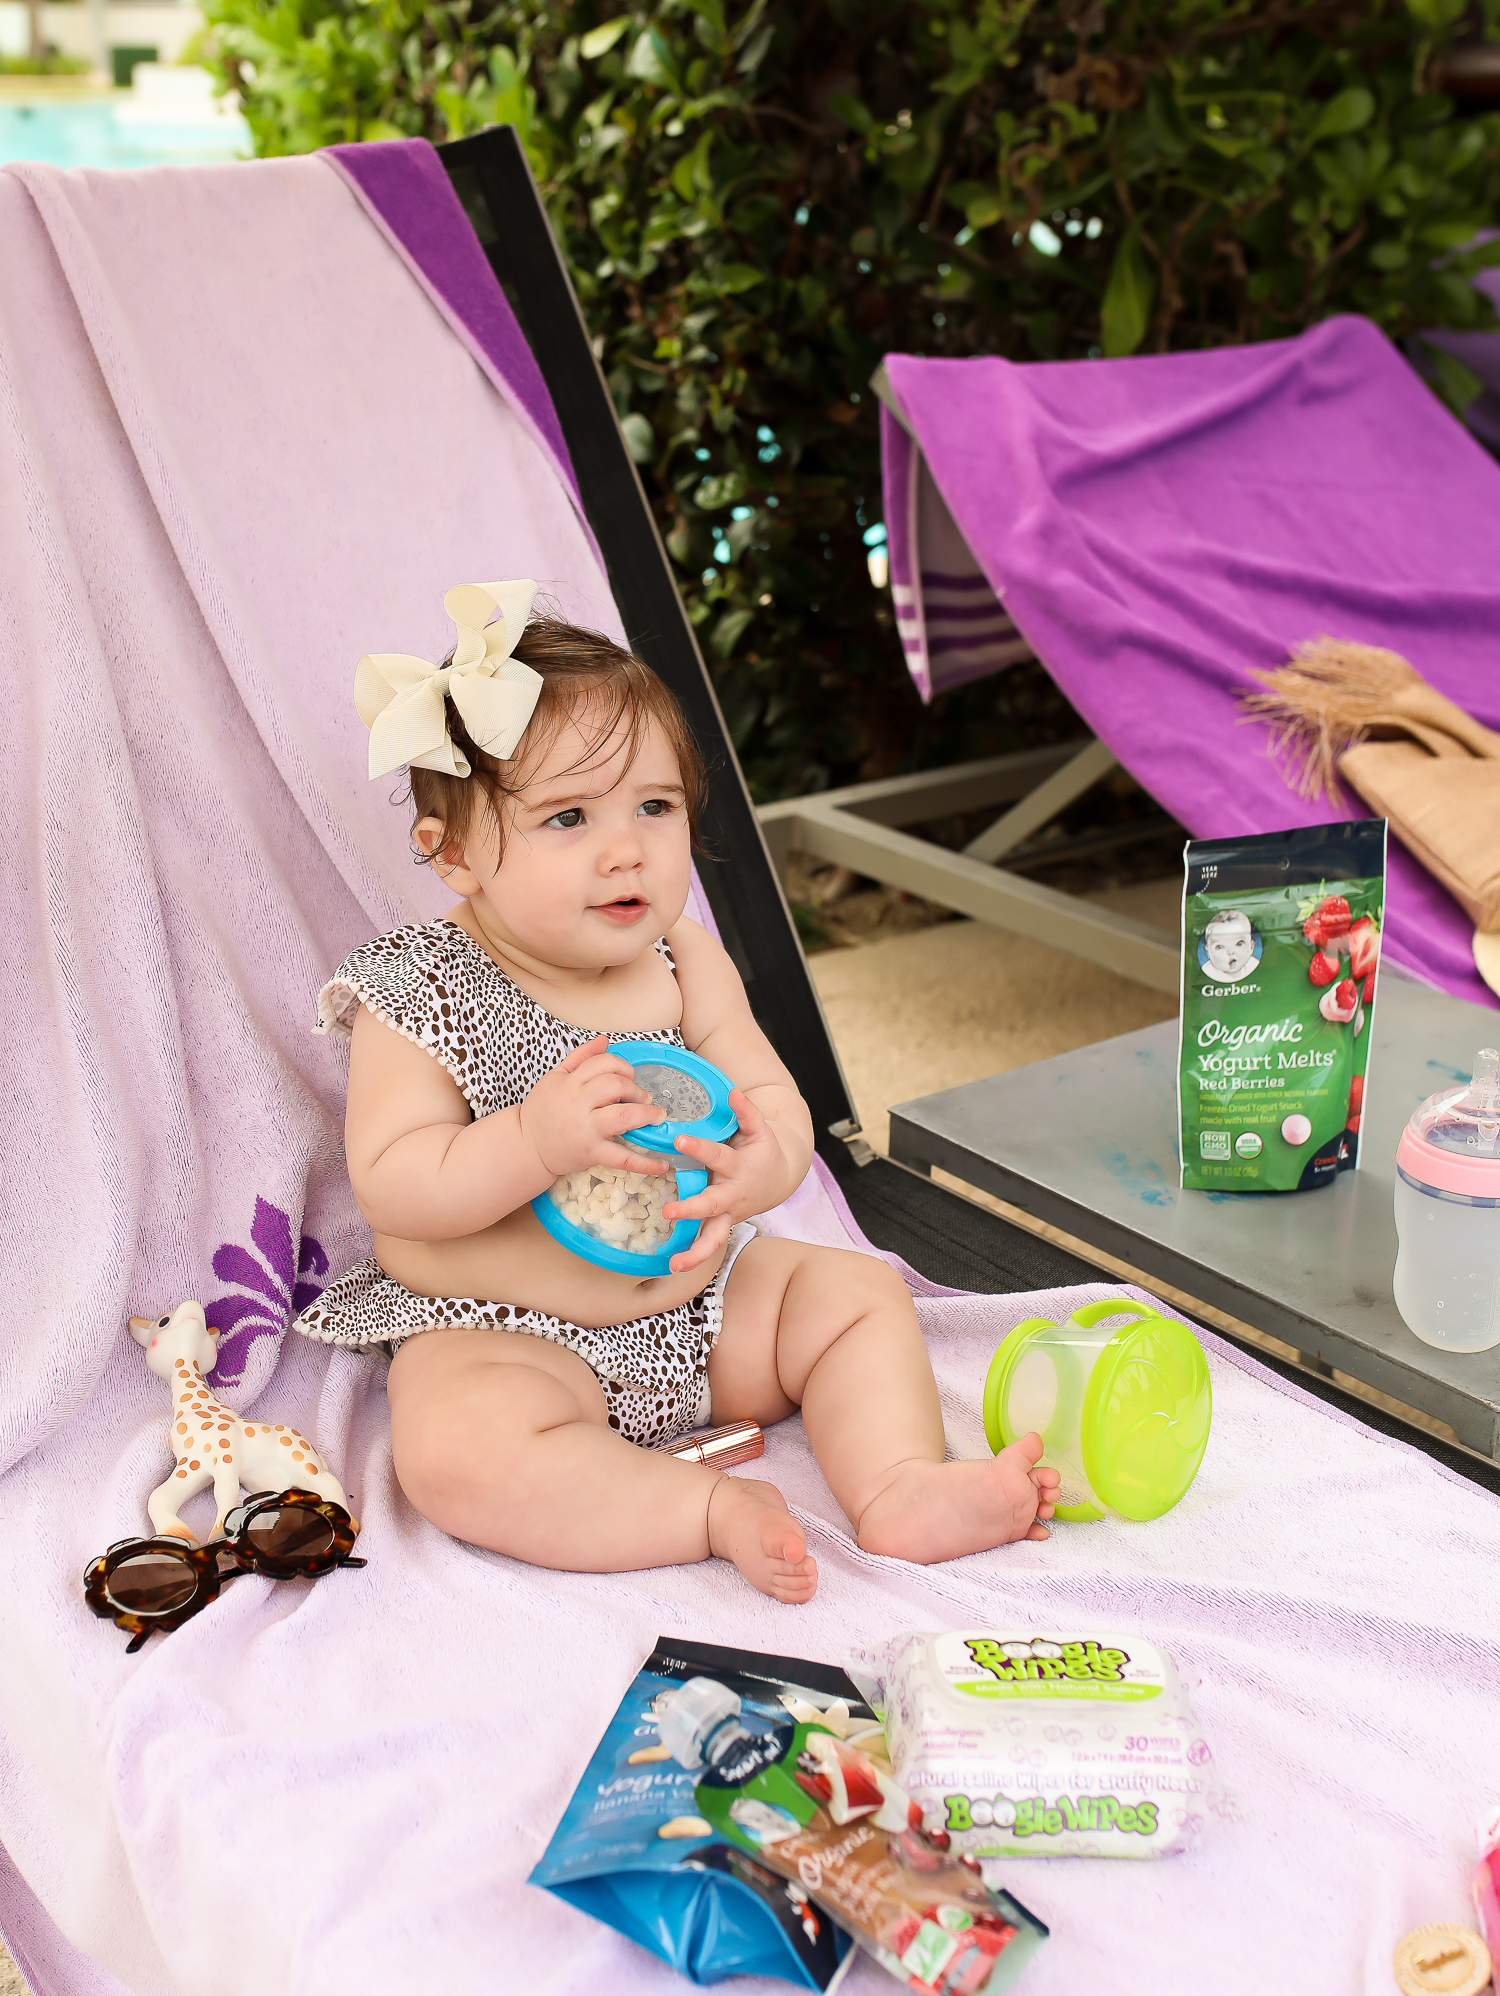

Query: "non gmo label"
<box><xmin>900</xmin><ymin>1919</ymin><xmax>961</xmax><ymax>1984</ymax></box>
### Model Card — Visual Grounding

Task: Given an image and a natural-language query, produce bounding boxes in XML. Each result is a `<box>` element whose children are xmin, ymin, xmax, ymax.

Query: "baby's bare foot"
<box><xmin>856</xmin><ymin>1432</ymin><xmax>1059</xmax><ymax>1564</ymax></box>
<box><xmin>708</xmin><ymin>1476</ymin><xmax>818</xmax><ymax>1603</ymax></box>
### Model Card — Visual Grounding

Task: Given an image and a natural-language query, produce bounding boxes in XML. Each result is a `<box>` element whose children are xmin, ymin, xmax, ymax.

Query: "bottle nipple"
<box><xmin>1474</xmin><ymin>1047</ymin><xmax>1500</xmax><ymax>1115</ymax></box>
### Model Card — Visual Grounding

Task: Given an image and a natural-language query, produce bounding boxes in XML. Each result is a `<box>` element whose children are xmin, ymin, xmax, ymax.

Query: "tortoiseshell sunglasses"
<box><xmin>85</xmin><ymin>1488</ymin><xmax>365</xmax><ymax>1652</ymax></box>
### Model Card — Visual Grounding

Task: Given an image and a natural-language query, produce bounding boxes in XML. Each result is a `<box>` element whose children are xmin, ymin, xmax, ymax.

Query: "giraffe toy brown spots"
<box><xmin>127</xmin><ymin>1300</ymin><xmax>354</xmax><ymax>1543</ymax></box>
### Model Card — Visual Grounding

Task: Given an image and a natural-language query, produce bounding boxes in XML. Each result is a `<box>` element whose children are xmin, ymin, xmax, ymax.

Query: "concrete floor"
<box><xmin>808</xmin><ymin>879</ymin><xmax>1181</xmax><ymax>1154</ymax></box>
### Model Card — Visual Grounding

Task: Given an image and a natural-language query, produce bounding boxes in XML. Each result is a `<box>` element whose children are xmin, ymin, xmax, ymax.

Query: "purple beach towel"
<box><xmin>881</xmin><ymin>317</ymin><xmax>1500</xmax><ymax>1006</ymax></box>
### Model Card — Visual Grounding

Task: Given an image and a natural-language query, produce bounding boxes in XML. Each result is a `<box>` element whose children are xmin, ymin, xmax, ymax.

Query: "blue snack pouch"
<box><xmin>531</xmin><ymin>1639</ymin><xmax>858</xmax><ymax>1987</ymax></box>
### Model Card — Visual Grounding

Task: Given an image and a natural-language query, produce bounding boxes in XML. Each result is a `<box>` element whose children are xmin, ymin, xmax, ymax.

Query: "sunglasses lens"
<box><xmin>108</xmin><ymin>1551</ymin><xmax>198</xmax><ymax>1615</ymax></box>
<box><xmin>246</xmin><ymin>1508</ymin><xmax>336</xmax><ymax>1562</ymax></box>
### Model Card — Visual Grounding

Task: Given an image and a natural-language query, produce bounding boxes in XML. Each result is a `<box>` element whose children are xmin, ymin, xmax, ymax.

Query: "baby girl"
<box><xmin>295</xmin><ymin>582</ymin><xmax>1057</xmax><ymax>1600</ymax></box>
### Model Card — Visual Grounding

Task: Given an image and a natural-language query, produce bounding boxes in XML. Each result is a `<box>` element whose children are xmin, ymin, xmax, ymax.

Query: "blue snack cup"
<box><xmin>531</xmin><ymin>1043</ymin><xmax>738</xmax><ymax>1277</ymax></box>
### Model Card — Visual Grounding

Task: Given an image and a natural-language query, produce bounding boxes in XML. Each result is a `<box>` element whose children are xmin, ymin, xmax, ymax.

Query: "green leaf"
<box><xmin>1421</xmin><ymin>217</ymin><xmax>1485</xmax><ymax>250</ymax></box>
<box><xmin>1311</xmin><ymin>88</ymin><xmax>1374</xmax><ymax>142</ymax></box>
<box><xmin>620</xmin><ymin>412</ymin><xmax>655</xmax><ymax>462</ymax></box>
<box><xmin>626</xmin><ymin>27</ymin><xmax>679</xmax><ymax>90</ymax></box>
<box><xmin>1405</xmin><ymin>0</ymin><xmax>1468</xmax><ymax>26</ymax></box>
<box><xmin>579</xmin><ymin>17</ymin><xmax>630</xmax><ymax>60</ymax></box>
<box><xmin>1417</xmin><ymin>338</ymin><xmax>1484</xmax><ymax>420</ymax></box>
<box><xmin>672</xmin><ymin>131</ymin><xmax>713</xmax><ymax>199</ymax></box>
<box><xmin>737</xmin><ymin>22</ymin><xmax>775</xmax><ymax>74</ymax></box>
<box><xmin>681</xmin><ymin>0</ymin><xmax>725</xmax><ymax>33</ymax></box>
<box><xmin>1369</xmin><ymin>240</ymin><xmax>1410</xmax><ymax>270</ymax></box>
<box><xmin>711</xmin><ymin>607</ymin><xmax>755</xmax><ymax>659</ymax></box>
<box><xmin>827</xmin><ymin>91</ymin><xmax>874</xmax><ymax>134</ymax></box>
<box><xmin>1101</xmin><ymin>221</ymin><xmax>1156</xmax><ymax>357</ymax></box>
<box><xmin>715</xmin><ymin>262</ymin><xmax>765</xmax><ymax>293</ymax></box>
<box><xmin>695</xmin><ymin>471</ymin><xmax>746</xmax><ymax>510</ymax></box>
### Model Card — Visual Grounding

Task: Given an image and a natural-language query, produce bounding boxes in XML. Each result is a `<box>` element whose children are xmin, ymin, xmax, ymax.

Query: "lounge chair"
<box><xmin>762</xmin><ymin>323</ymin><xmax>1500</xmax><ymax>1008</ymax></box>
<box><xmin>1</xmin><ymin>127</ymin><xmax>1496</xmax><ymax>1996</ymax></box>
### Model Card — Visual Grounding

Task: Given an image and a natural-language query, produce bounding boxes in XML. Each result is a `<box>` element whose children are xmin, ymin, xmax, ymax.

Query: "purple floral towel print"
<box><xmin>206</xmin><ymin>1196</ymin><xmax>327</xmax><ymax>1386</ymax></box>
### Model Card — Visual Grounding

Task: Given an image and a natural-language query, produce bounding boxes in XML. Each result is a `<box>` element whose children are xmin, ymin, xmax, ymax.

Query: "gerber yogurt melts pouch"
<box><xmin>1178</xmin><ymin>819</ymin><xmax>1387</xmax><ymax>1192</ymax></box>
<box><xmin>846</xmin><ymin>1631</ymin><xmax>1230</xmax><ymax>1861</ymax></box>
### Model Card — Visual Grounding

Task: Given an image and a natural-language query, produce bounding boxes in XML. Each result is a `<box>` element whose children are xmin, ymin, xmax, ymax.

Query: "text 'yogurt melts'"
<box><xmin>548</xmin><ymin>1163</ymin><xmax>676</xmax><ymax>1255</ymax></box>
<box><xmin>845</xmin><ymin>1631</ymin><xmax>1233</xmax><ymax>1861</ymax></box>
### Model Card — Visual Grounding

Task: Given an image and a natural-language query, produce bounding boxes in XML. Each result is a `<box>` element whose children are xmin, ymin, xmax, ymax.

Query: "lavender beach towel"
<box><xmin>1</xmin><ymin>143</ymin><xmax>1498</xmax><ymax>1996</ymax></box>
<box><xmin>881</xmin><ymin>322</ymin><xmax>1500</xmax><ymax>1007</ymax></box>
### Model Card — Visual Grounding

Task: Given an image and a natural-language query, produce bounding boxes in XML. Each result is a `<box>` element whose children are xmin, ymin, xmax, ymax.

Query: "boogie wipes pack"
<box><xmin>1178</xmin><ymin>820</ymin><xmax>1387</xmax><ymax>1192</ymax></box>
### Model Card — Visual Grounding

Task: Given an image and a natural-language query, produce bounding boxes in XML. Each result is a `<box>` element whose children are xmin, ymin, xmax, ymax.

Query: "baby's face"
<box><xmin>1205</xmin><ymin>914</ymin><xmax>1253</xmax><ymax>978</ymax></box>
<box><xmin>455</xmin><ymin>708</ymin><xmax>692</xmax><ymax>970</ymax></box>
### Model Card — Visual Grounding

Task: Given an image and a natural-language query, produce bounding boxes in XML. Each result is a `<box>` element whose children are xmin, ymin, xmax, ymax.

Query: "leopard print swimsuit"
<box><xmin>290</xmin><ymin>917</ymin><xmax>753</xmax><ymax>1447</ymax></box>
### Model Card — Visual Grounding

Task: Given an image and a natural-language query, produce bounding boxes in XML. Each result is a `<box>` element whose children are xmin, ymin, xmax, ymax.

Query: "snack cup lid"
<box><xmin>1079</xmin><ymin>1313</ymin><xmax>1212</xmax><ymax>1522</ymax></box>
<box><xmin>612</xmin><ymin>1041</ymin><xmax>738</xmax><ymax>1157</ymax></box>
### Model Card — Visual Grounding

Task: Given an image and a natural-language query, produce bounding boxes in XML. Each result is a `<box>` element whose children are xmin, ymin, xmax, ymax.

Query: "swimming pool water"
<box><xmin>0</xmin><ymin>96</ymin><xmax>250</xmax><ymax>168</ymax></box>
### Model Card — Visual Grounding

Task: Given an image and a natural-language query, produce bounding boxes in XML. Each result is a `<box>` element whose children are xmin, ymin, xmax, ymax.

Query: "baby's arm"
<box><xmin>344</xmin><ymin>1007</ymin><xmax>665</xmax><ymax>1242</ymax></box>
<box><xmin>661</xmin><ymin>918</ymin><xmax>815</xmax><ymax>1271</ymax></box>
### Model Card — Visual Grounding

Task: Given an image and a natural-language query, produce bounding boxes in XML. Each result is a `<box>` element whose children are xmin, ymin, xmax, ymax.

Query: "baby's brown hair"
<box><xmin>407</xmin><ymin>617</ymin><xmax>706</xmax><ymax>867</ymax></box>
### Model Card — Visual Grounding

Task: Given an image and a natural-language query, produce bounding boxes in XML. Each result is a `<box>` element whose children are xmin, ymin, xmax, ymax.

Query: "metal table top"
<box><xmin>888</xmin><ymin>968</ymin><xmax>1500</xmax><ymax>1459</ymax></box>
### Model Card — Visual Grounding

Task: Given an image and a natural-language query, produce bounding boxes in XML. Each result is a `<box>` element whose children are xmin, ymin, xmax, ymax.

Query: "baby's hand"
<box><xmin>518</xmin><ymin>1037</ymin><xmax>668</xmax><ymax>1180</ymax></box>
<box><xmin>662</xmin><ymin>1089</ymin><xmax>785</xmax><ymax>1274</ymax></box>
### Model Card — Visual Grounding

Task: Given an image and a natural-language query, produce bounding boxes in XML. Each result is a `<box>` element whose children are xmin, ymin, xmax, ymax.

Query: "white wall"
<box><xmin>0</xmin><ymin>3</ymin><xmax>205</xmax><ymax>70</ymax></box>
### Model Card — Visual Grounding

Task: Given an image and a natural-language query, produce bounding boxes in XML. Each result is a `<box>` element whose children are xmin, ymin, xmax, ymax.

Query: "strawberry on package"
<box><xmin>1178</xmin><ymin>820</ymin><xmax>1387</xmax><ymax>1192</ymax></box>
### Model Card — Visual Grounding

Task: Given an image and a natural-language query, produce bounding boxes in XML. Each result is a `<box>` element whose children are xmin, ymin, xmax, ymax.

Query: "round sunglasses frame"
<box><xmin>84</xmin><ymin>1488</ymin><xmax>365</xmax><ymax>1652</ymax></box>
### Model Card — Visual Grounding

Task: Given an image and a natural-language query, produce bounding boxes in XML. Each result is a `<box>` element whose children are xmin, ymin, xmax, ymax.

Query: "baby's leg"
<box><xmin>387</xmin><ymin>1327</ymin><xmax>816</xmax><ymax>1602</ymax></box>
<box><xmin>710</xmin><ymin>1240</ymin><xmax>1057</xmax><ymax>1562</ymax></box>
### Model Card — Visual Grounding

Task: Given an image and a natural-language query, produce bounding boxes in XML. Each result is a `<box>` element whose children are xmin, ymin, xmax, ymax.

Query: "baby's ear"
<box><xmin>413</xmin><ymin>815</ymin><xmax>465</xmax><ymax>874</ymax></box>
<box><xmin>412</xmin><ymin>814</ymin><xmax>448</xmax><ymax>860</ymax></box>
<box><xmin>414</xmin><ymin>815</ymin><xmax>480</xmax><ymax>893</ymax></box>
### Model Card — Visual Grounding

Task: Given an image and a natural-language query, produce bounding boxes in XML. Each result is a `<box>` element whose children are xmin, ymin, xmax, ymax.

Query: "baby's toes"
<box><xmin>769</xmin><ymin>1558</ymin><xmax>818</xmax><ymax>1604</ymax></box>
<box><xmin>763</xmin><ymin>1518</ymin><xmax>807</xmax><ymax>1567</ymax></box>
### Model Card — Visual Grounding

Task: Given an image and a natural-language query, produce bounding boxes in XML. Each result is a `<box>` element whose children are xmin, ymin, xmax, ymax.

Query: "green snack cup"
<box><xmin>982</xmin><ymin>1296</ymin><xmax>1212</xmax><ymax>1522</ymax></box>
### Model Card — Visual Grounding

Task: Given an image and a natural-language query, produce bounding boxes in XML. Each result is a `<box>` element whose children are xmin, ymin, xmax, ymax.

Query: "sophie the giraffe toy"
<box><xmin>129</xmin><ymin>1299</ymin><xmax>353</xmax><ymax>1542</ymax></box>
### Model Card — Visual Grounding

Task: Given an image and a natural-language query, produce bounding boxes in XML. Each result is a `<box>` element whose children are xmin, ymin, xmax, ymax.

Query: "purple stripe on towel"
<box><xmin>919</xmin><ymin>569</ymin><xmax>993</xmax><ymax>590</ymax></box>
<box><xmin>327</xmin><ymin>139</ymin><xmax>577</xmax><ymax>495</ymax></box>
<box><xmin>924</xmin><ymin>632</ymin><xmax>1028</xmax><ymax>658</ymax></box>
<box><xmin>920</xmin><ymin>602</ymin><xmax>1014</xmax><ymax>626</ymax></box>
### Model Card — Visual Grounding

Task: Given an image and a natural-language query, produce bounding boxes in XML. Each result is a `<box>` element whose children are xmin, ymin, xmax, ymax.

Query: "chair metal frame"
<box><xmin>756</xmin><ymin>363</ymin><xmax>1179</xmax><ymax>994</ymax></box>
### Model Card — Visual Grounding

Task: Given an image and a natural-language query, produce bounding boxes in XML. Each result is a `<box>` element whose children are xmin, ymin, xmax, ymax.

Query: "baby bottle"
<box><xmin>1393</xmin><ymin>1048</ymin><xmax>1500</xmax><ymax>1353</ymax></box>
<box><xmin>532</xmin><ymin>1043</ymin><xmax>737</xmax><ymax>1278</ymax></box>
<box><xmin>982</xmin><ymin>1295</ymin><xmax>1212</xmax><ymax>1522</ymax></box>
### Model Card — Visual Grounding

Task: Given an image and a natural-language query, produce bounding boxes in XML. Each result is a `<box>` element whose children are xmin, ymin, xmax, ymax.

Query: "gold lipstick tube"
<box><xmin>663</xmin><ymin>1420</ymin><xmax>764</xmax><ymax>1469</ymax></box>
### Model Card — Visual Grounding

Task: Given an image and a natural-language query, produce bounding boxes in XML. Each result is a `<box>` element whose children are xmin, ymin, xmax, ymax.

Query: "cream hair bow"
<box><xmin>354</xmin><ymin>580</ymin><xmax>542</xmax><ymax>780</ymax></box>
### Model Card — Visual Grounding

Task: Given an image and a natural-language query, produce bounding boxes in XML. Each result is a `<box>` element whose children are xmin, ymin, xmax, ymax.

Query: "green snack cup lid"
<box><xmin>1079</xmin><ymin>1314</ymin><xmax>1212</xmax><ymax>1521</ymax></box>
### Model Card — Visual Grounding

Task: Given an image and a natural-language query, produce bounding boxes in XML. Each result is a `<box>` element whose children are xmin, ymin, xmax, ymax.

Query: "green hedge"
<box><xmin>204</xmin><ymin>0</ymin><xmax>1500</xmax><ymax>800</ymax></box>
